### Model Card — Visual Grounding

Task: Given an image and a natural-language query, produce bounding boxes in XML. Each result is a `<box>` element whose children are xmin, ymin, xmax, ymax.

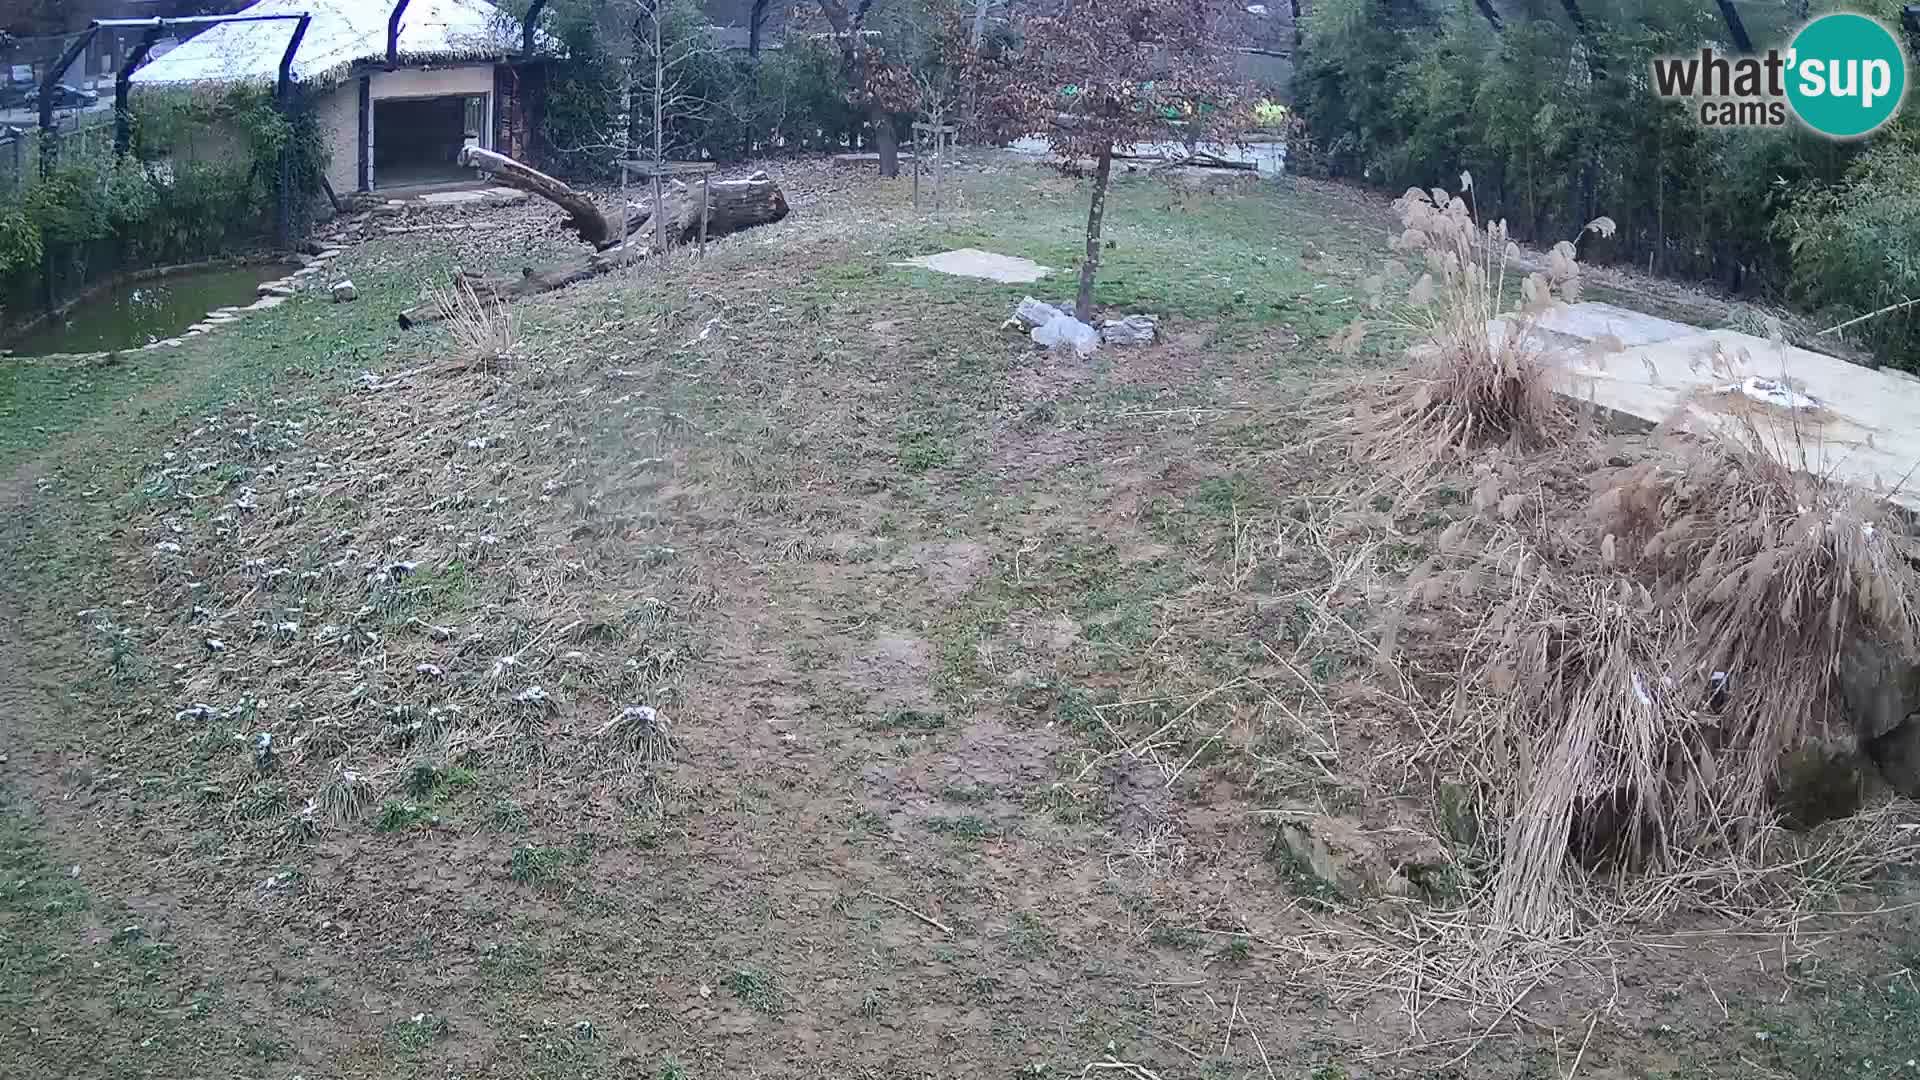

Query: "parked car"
<box><xmin>21</xmin><ymin>84</ymin><xmax>99</xmax><ymax>111</ymax></box>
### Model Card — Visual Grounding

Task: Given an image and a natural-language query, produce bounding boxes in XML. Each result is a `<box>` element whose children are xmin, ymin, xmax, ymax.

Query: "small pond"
<box><xmin>5</xmin><ymin>263</ymin><xmax>291</xmax><ymax>357</ymax></box>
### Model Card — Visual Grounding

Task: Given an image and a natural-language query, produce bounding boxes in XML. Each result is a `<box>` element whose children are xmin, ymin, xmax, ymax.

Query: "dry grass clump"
<box><xmin>432</xmin><ymin>277</ymin><xmax>519</xmax><ymax>370</ymax></box>
<box><xmin>1410</xmin><ymin>414</ymin><xmax>1920</xmax><ymax>935</ymax></box>
<box><xmin>1340</xmin><ymin>178</ymin><xmax>1615</xmax><ymax>476</ymax></box>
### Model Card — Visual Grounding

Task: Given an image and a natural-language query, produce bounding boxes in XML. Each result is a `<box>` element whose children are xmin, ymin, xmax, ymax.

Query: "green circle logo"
<box><xmin>1785</xmin><ymin>13</ymin><xmax>1909</xmax><ymax>138</ymax></box>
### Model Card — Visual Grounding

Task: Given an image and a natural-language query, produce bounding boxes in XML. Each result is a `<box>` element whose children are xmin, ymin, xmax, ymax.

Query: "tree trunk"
<box><xmin>1473</xmin><ymin>0</ymin><xmax>1503</xmax><ymax>32</ymax></box>
<box><xmin>871</xmin><ymin>106</ymin><xmax>899</xmax><ymax>178</ymax></box>
<box><xmin>459</xmin><ymin>146</ymin><xmax>613</xmax><ymax>247</ymax></box>
<box><xmin>750</xmin><ymin>0</ymin><xmax>772</xmax><ymax>58</ymax></box>
<box><xmin>1075</xmin><ymin>144</ymin><xmax>1112</xmax><ymax>323</ymax></box>
<box><xmin>398</xmin><ymin>170</ymin><xmax>790</xmax><ymax>327</ymax></box>
<box><xmin>971</xmin><ymin>0</ymin><xmax>991</xmax><ymax>45</ymax></box>
<box><xmin>625</xmin><ymin>173</ymin><xmax>788</xmax><ymax>246</ymax></box>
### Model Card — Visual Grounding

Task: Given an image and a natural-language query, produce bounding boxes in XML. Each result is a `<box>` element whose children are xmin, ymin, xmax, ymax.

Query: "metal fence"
<box><xmin>0</xmin><ymin>111</ymin><xmax>116</xmax><ymax>195</ymax></box>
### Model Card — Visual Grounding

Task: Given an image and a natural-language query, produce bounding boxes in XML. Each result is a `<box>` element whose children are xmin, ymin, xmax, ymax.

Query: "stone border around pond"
<box><xmin>1</xmin><ymin>248</ymin><xmax>344</xmax><ymax>366</ymax></box>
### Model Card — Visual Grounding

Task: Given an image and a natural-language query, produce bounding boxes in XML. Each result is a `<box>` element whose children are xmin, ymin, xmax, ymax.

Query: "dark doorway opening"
<box><xmin>373</xmin><ymin>94</ymin><xmax>485</xmax><ymax>189</ymax></box>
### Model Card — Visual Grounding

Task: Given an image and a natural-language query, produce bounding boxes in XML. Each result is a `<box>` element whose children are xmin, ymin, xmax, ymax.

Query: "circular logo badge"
<box><xmin>1785</xmin><ymin>13</ymin><xmax>1909</xmax><ymax>139</ymax></box>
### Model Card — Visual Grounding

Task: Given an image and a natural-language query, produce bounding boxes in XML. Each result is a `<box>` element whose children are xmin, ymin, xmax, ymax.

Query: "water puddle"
<box><xmin>5</xmin><ymin>263</ymin><xmax>291</xmax><ymax>356</ymax></box>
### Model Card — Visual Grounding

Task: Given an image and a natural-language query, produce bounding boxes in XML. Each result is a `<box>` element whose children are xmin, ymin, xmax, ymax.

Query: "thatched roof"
<box><xmin>130</xmin><ymin>0</ymin><xmax>520</xmax><ymax>90</ymax></box>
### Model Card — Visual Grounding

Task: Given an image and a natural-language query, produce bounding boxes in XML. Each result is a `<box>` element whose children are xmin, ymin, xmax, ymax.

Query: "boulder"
<box><xmin>1272</xmin><ymin>816</ymin><xmax>1453</xmax><ymax>900</ymax></box>
<box><xmin>1775</xmin><ymin>743</ymin><xmax>1874</xmax><ymax>827</ymax></box>
<box><xmin>331</xmin><ymin>280</ymin><xmax>358</xmax><ymax>303</ymax></box>
<box><xmin>1839</xmin><ymin>635</ymin><xmax>1920</xmax><ymax>741</ymax></box>
<box><xmin>1010</xmin><ymin>296</ymin><xmax>1064</xmax><ymax>329</ymax></box>
<box><xmin>1870</xmin><ymin>720</ymin><xmax>1920</xmax><ymax>798</ymax></box>
<box><xmin>1101</xmin><ymin>314</ymin><xmax>1159</xmax><ymax>346</ymax></box>
<box><xmin>1030</xmin><ymin>313</ymin><xmax>1099</xmax><ymax>358</ymax></box>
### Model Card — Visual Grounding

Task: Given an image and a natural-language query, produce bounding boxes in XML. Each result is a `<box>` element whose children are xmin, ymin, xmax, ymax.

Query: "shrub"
<box><xmin>1344</xmin><ymin>179</ymin><xmax>1609</xmax><ymax>470</ymax></box>
<box><xmin>1778</xmin><ymin>137</ymin><xmax>1920</xmax><ymax>370</ymax></box>
<box><xmin>0</xmin><ymin>84</ymin><xmax>325</xmax><ymax>324</ymax></box>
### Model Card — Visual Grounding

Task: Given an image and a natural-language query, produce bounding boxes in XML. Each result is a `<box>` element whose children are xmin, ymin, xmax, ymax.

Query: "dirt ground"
<box><xmin>1</xmin><ymin>154</ymin><xmax>1915</xmax><ymax>1080</ymax></box>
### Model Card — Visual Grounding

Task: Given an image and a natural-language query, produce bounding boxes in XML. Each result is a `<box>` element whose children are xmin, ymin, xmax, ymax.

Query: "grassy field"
<box><xmin>0</xmin><ymin>156</ymin><xmax>1915</xmax><ymax>1080</ymax></box>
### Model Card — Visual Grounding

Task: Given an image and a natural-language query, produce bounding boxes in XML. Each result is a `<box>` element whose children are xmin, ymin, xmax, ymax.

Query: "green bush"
<box><xmin>0</xmin><ymin>85</ymin><xmax>325</xmax><ymax>326</ymax></box>
<box><xmin>1779</xmin><ymin>136</ymin><xmax>1920</xmax><ymax>368</ymax></box>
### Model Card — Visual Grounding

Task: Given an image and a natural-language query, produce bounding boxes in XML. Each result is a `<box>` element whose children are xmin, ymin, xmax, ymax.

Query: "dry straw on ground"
<box><xmin>1299</xmin><ymin>183</ymin><xmax>1920</xmax><ymax>995</ymax></box>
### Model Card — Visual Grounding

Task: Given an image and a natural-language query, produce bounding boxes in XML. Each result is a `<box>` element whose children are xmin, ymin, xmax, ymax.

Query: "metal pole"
<box><xmin>912</xmin><ymin>126</ymin><xmax>920</xmax><ymax>211</ymax></box>
<box><xmin>277</xmin><ymin>13</ymin><xmax>312</xmax><ymax>103</ymax></box>
<box><xmin>115</xmin><ymin>26</ymin><xmax>163</xmax><ymax>158</ymax></box>
<box><xmin>386</xmin><ymin>0</ymin><xmax>411</xmax><ymax>69</ymax></box>
<box><xmin>39</xmin><ymin>27</ymin><xmax>98</xmax><ymax>179</ymax></box>
<box><xmin>651</xmin><ymin>169</ymin><xmax>665</xmax><ymax>258</ymax></box>
<box><xmin>276</xmin><ymin>14</ymin><xmax>312</xmax><ymax>249</ymax></box>
<box><xmin>698</xmin><ymin>173</ymin><xmax>708</xmax><ymax>257</ymax></box>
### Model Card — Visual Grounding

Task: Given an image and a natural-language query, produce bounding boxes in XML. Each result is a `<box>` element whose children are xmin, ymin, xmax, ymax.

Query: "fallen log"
<box><xmin>623</xmin><ymin>172</ymin><xmax>791</xmax><ymax>250</ymax></box>
<box><xmin>398</xmin><ymin>259</ymin><xmax>608</xmax><ymax>329</ymax></box>
<box><xmin>460</xmin><ymin>146</ymin><xmax>614</xmax><ymax>247</ymax></box>
<box><xmin>398</xmin><ymin>152</ymin><xmax>791</xmax><ymax>329</ymax></box>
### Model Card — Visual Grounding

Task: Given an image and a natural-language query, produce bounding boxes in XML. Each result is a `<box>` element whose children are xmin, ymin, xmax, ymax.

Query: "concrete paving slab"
<box><xmin>1535</xmin><ymin>300</ymin><xmax>1698</xmax><ymax>347</ymax></box>
<box><xmin>891</xmin><ymin>248</ymin><xmax>1053</xmax><ymax>284</ymax></box>
<box><xmin>409</xmin><ymin>186</ymin><xmax>529</xmax><ymax>207</ymax></box>
<box><xmin>1527</xmin><ymin>302</ymin><xmax>1920</xmax><ymax>507</ymax></box>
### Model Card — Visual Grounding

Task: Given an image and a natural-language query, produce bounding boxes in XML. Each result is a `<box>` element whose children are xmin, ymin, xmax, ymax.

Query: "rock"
<box><xmin>1273</xmin><ymin>816</ymin><xmax>1453</xmax><ymax>900</ymax></box>
<box><xmin>249</xmin><ymin>296</ymin><xmax>286</xmax><ymax>311</ymax></box>
<box><xmin>331</xmin><ymin>280</ymin><xmax>358</xmax><ymax>303</ymax></box>
<box><xmin>1839</xmin><ymin>635</ymin><xmax>1920</xmax><ymax>741</ymax></box>
<box><xmin>316</xmin><ymin>248</ymin><xmax>343</xmax><ymax>260</ymax></box>
<box><xmin>258</xmin><ymin>283</ymin><xmax>295</xmax><ymax>298</ymax></box>
<box><xmin>1101</xmin><ymin>313</ymin><xmax>1159</xmax><ymax>346</ymax></box>
<box><xmin>1776</xmin><ymin>742</ymin><xmax>1874</xmax><ymax>827</ymax></box>
<box><xmin>1030</xmin><ymin>313</ymin><xmax>1099</xmax><ymax>358</ymax></box>
<box><xmin>1010</xmin><ymin>296</ymin><xmax>1064</xmax><ymax>329</ymax></box>
<box><xmin>1870</xmin><ymin>719</ymin><xmax>1920</xmax><ymax>797</ymax></box>
<box><xmin>299</xmin><ymin>239</ymin><xmax>326</xmax><ymax>256</ymax></box>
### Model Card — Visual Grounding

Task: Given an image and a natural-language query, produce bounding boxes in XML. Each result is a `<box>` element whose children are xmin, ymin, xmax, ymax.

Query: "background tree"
<box><xmin>976</xmin><ymin>0</ymin><xmax>1252</xmax><ymax>321</ymax></box>
<box><xmin>1292</xmin><ymin>0</ymin><xmax>1920</xmax><ymax>368</ymax></box>
<box><xmin>513</xmin><ymin>0</ymin><xmax>737</xmax><ymax>173</ymax></box>
<box><xmin>811</xmin><ymin>0</ymin><xmax>911</xmax><ymax>177</ymax></box>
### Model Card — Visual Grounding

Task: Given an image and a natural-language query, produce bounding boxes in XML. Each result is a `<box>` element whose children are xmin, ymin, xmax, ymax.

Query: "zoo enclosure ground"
<box><xmin>0</xmin><ymin>155</ymin><xmax>1915</xmax><ymax>1080</ymax></box>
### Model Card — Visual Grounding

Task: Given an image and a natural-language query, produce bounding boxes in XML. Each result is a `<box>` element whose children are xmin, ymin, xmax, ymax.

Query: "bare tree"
<box><xmin>535</xmin><ymin>0</ymin><xmax>727</xmax><ymax>168</ymax></box>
